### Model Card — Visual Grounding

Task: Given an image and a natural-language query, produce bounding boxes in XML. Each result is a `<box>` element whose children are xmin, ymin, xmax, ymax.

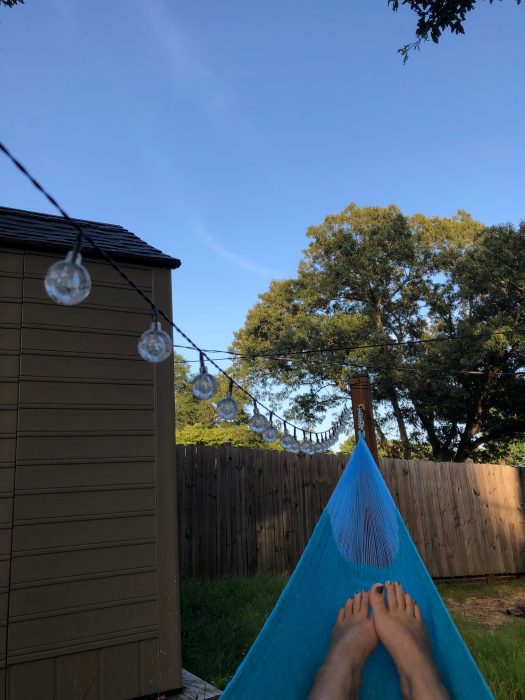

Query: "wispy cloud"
<box><xmin>51</xmin><ymin>0</ymin><xmax>81</xmax><ymax>33</ymax></box>
<box><xmin>140</xmin><ymin>1</ymin><xmax>230</xmax><ymax>117</ymax></box>
<box><xmin>198</xmin><ymin>226</ymin><xmax>281</xmax><ymax>277</ymax></box>
<box><xmin>139</xmin><ymin>1</ymin><xmax>271</xmax><ymax>154</ymax></box>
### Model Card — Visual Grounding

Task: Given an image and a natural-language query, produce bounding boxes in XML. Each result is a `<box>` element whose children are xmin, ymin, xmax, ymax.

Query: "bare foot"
<box><xmin>369</xmin><ymin>582</ymin><xmax>450</xmax><ymax>700</ymax></box>
<box><xmin>308</xmin><ymin>590</ymin><xmax>378</xmax><ymax>700</ymax></box>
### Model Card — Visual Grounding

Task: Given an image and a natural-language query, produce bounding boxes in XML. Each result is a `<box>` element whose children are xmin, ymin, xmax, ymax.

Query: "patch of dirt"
<box><xmin>444</xmin><ymin>593</ymin><xmax>525</xmax><ymax>628</ymax></box>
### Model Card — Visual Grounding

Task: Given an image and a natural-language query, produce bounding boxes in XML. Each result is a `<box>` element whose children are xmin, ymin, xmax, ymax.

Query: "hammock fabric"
<box><xmin>222</xmin><ymin>436</ymin><xmax>494</xmax><ymax>699</ymax></box>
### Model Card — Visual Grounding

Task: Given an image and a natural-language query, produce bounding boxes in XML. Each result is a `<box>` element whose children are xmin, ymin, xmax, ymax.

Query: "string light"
<box><xmin>262</xmin><ymin>413</ymin><xmax>279</xmax><ymax>443</ymax></box>
<box><xmin>299</xmin><ymin>431</ymin><xmax>313</xmax><ymax>455</ymax></box>
<box><xmin>138</xmin><ymin>314</ymin><xmax>173</xmax><ymax>363</ymax></box>
<box><xmin>11</xmin><ymin>141</ymin><xmax>507</xmax><ymax>452</ymax></box>
<box><xmin>216</xmin><ymin>379</ymin><xmax>238</xmax><ymax>420</ymax></box>
<box><xmin>192</xmin><ymin>352</ymin><xmax>218</xmax><ymax>400</ymax></box>
<box><xmin>249</xmin><ymin>401</ymin><xmax>269</xmax><ymax>434</ymax></box>
<box><xmin>44</xmin><ymin>249</ymin><xmax>91</xmax><ymax>305</ymax></box>
<box><xmin>287</xmin><ymin>427</ymin><xmax>301</xmax><ymax>454</ymax></box>
<box><xmin>280</xmin><ymin>423</ymin><xmax>296</xmax><ymax>450</ymax></box>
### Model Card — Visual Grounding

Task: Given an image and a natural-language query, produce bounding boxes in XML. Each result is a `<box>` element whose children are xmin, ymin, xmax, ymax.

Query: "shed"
<box><xmin>0</xmin><ymin>206</ymin><xmax>182</xmax><ymax>699</ymax></box>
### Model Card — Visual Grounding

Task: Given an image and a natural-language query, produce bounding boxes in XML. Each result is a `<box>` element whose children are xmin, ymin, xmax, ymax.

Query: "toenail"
<box><xmin>377</xmin><ymin>585</ymin><xmax>384</xmax><ymax>594</ymax></box>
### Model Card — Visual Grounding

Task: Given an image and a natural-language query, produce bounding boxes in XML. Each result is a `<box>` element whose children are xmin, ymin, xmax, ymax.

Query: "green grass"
<box><xmin>180</xmin><ymin>575</ymin><xmax>288</xmax><ymax>689</ymax></box>
<box><xmin>453</xmin><ymin>614</ymin><xmax>525</xmax><ymax>700</ymax></box>
<box><xmin>180</xmin><ymin>576</ymin><xmax>525</xmax><ymax>697</ymax></box>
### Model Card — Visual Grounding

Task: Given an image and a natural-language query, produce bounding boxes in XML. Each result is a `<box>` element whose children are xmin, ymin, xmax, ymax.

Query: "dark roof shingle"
<box><xmin>0</xmin><ymin>206</ymin><xmax>181</xmax><ymax>269</ymax></box>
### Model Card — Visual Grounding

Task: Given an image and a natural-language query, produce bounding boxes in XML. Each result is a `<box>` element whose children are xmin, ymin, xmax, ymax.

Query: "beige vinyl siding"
<box><xmin>0</xmin><ymin>248</ymin><xmax>22</xmax><ymax>699</ymax></box>
<box><xmin>0</xmin><ymin>248</ymin><xmax>181</xmax><ymax>699</ymax></box>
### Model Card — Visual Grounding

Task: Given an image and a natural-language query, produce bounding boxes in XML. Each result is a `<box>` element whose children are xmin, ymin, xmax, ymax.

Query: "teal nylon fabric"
<box><xmin>222</xmin><ymin>437</ymin><xmax>494</xmax><ymax>700</ymax></box>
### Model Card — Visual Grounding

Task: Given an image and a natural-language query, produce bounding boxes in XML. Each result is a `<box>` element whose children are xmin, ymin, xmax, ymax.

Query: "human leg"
<box><xmin>307</xmin><ymin>590</ymin><xmax>378</xmax><ymax>700</ymax></box>
<box><xmin>369</xmin><ymin>582</ymin><xmax>450</xmax><ymax>700</ymax></box>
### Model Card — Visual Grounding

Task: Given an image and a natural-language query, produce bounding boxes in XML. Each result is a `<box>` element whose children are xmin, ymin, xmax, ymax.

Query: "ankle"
<box><xmin>403</xmin><ymin>670</ymin><xmax>450</xmax><ymax>700</ymax></box>
<box><xmin>309</xmin><ymin>657</ymin><xmax>362</xmax><ymax>700</ymax></box>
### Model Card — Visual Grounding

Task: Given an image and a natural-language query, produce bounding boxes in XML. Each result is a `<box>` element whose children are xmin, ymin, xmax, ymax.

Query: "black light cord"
<box><xmin>0</xmin><ymin>142</ymin><xmax>84</xmax><ymax>255</ymax></box>
<box><xmin>173</xmin><ymin>330</ymin><xmax>512</xmax><ymax>359</ymax></box>
<box><xmin>2</xmin><ymin>141</ymin><xmax>522</xmax><ymax>433</ymax></box>
<box><xmin>0</xmin><ymin>140</ymin><xmax>349</xmax><ymax>438</ymax></box>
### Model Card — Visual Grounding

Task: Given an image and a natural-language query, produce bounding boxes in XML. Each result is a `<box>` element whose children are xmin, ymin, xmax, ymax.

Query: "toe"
<box><xmin>369</xmin><ymin>583</ymin><xmax>387</xmax><ymax>618</ymax></box>
<box><xmin>385</xmin><ymin>581</ymin><xmax>397</xmax><ymax>609</ymax></box>
<box><xmin>337</xmin><ymin>604</ymin><xmax>345</xmax><ymax>623</ymax></box>
<box><xmin>344</xmin><ymin>597</ymin><xmax>354</xmax><ymax>617</ymax></box>
<box><xmin>353</xmin><ymin>590</ymin><xmax>363</xmax><ymax>612</ymax></box>
<box><xmin>405</xmin><ymin>592</ymin><xmax>415</xmax><ymax>616</ymax></box>
<box><xmin>394</xmin><ymin>582</ymin><xmax>406</xmax><ymax>609</ymax></box>
<box><xmin>414</xmin><ymin>600</ymin><xmax>422</xmax><ymax>621</ymax></box>
<box><xmin>362</xmin><ymin>590</ymin><xmax>370</xmax><ymax>615</ymax></box>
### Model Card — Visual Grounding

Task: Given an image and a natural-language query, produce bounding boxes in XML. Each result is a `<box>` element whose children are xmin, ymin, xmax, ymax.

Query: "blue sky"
<box><xmin>1</xmin><ymin>0</ymin><xmax>524</xmax><ymax>378</ymax></box>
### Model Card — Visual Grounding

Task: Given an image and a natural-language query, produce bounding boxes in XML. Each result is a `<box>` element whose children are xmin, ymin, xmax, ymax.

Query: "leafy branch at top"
<box><xmin>389</xmin><ymin>0</ymin><xmax>522</xmax><ymax>62</ymax></box>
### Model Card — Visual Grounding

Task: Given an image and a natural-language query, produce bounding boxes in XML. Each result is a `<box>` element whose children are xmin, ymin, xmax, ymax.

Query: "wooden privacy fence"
<box><xmin>175</xmin><ymin>444</ymin><xmax>525</xmax><ymax>580</ymax></box>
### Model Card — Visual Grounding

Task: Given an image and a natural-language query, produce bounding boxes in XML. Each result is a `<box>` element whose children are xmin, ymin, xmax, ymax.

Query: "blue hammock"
<box><xmin>222</xmin><ymin>436</ymin><xmax>494</xmax><ymax>699</ymax></box>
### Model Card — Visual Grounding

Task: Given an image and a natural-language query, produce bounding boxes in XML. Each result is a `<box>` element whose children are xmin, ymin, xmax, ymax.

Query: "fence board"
<box><xmin>244</xmin><ymin>450</ymin><xmax>257</xmax><ymax>575</ymax></box>
<box><xmin>216</xmin><ymin>446</ymin><xmax>227</xmax><ymax>577</ymax></box>
<box><xmin>490</xmin><ymin>463</ymin><xmax>513</xmax><ymax>572</ymax></box>
<box><xmin>477</xmin><ymin>464</ymin><xmax>506</xmax><ymax>574</ymax></box>
<box><xmin>175</xmin><ymin>445</ymin><xmax>525</xmax><ymax>580</ymax></box>
<box><xmin>504</xmin><ymin>468</ymin><xmax>525</xmax><ymax>571</ymax></box>
<box><xmin>254</xmin><ymin>450</ymin><xmax>265</xmax><ymax>574</ymax></box>
<box><xmin>280</xmin><ymin>452</ymin><xmax>293</xmax><ymax>572</ymax></box>
<box><xmin>450</xmin><ymin>462</ymin><xmax>474</xmax><ymax>575</ymax></box>
<box><xmin>443</xmin><ymin>461</ymin><xmax>473</xmax><ymax>577</ymax></box>
<box><xmin>403</xmin><ymin>460</ymin><xmax>426</xmax><ymax>563</ymax></box>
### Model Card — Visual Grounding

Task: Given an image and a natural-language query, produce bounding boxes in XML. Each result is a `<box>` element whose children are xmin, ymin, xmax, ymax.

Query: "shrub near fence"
<box><xmin>175</xmin><ymin>444</ymin><xmax>525</xmax><ymax>580</ymax></box>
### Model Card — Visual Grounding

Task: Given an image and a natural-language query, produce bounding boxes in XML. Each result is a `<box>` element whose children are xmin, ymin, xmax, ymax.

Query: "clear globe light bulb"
<box><xmin>44</xmin><ymin>250</ymin><xmax>91</xmax><ymax>305</ymax></box>
<box><xmin>262</xmin><ymin>424</ymin><xmax>279</xmax><ymax>443</ymax></box>
<box><xmin>249</xmin><ymin>412</ymin><xmax>268</xmax><ymax>433</ymax></box>
<box><xmin>280</xmin><ymin>433</ymin><xmax>296</xmax><ymax>450</ymax></box>
<box><xmin>217</xmin><ymin>396</ymin><xmax>238</xmax><ymax>420</ymax></box>
<box><xmin>138</xmin><ymin>320</ymin><xmax>173</xmax><ymax>363</ymax></box>
<box><xmin>192</xmin><ymin>372</ymin><xmax>217</xmax><ymax>400</ymax></box>
<box><xmin>300</xmin><ymin>439</ymin><xmax>314</xmax><ymax>455</ymax></box>
<box><xmin>287</xmin><ymin>438</ymin><xmax>301</xmax><ymax>454</ymax></box>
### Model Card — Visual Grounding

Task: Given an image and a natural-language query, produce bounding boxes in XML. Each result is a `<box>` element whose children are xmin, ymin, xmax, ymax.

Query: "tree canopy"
<box><xmin>389</xmin><ymin>0</ymin><xmax>522</xmax><ymax>61</ymax></box>
<box><xmin>231</xmin><ymin>204</ymin><xmax>525</xmax><ymax>462</ymax></box>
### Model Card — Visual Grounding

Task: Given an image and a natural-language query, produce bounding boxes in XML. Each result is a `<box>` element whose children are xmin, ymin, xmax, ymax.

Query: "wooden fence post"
<box><xmin>349</xmin><ymin>374</ymin><xmax>379</xmax><ymax>463</ymax></box>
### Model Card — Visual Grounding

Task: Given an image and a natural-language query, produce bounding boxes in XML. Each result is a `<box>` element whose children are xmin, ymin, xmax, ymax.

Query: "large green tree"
<box><xmin>231</xmin><ymin>204</ymin><xmax>525</xmax><ymax>461</ymax></box>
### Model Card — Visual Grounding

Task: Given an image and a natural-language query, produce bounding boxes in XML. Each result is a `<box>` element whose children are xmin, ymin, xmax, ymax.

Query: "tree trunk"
<box><xmin>454</xmin><ymin>366</ymin><xmax>500</xmax><ymax>461</ymax></box>
<box><xmin>388</xmin><ymin>389</ymin><xmax>412</xmax><ymax>459</ymax></box>
<box><xmin>412</xmin><ymin>405</ymin><xmax>445</xmax><ymax>460</ymax></box>
<box><xmin>375</xmin><ymin>419</ymin><xmax>389</xmax><ymax>456</ymax></box>
<box><xmin>370</xmin><ymin>300</ymin><xmax>412</xmax><ymax>459</ymax></box>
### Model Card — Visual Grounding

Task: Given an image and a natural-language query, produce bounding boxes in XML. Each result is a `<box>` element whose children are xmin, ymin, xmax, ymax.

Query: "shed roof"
<box><xmin>0</xmin><ymin>206</ymin><xmax>181</xmax><ymax>269</ymax></box>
